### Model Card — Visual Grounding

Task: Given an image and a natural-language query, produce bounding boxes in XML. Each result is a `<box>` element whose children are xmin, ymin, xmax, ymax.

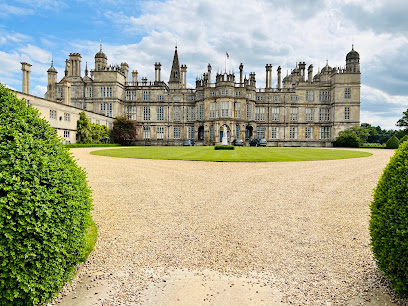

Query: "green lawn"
<box><xmin>90</xmin><ymin>146</ymin><xmax>372</xmax><ymax>162</ymax></box>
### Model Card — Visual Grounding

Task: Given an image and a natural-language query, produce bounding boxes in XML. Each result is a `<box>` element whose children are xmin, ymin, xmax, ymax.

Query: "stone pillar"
<box><xmin>208</xmin><ymin>63</ymin><xmax>212</xmax><ymax>84</ymax></box>
<box><xmin>308</xmin><ymin>64</ymin><xmax>313</xmax><ymax>83</ymax></box>
<box><xmin>154</xmin><ymin>62</ymin><xmax>158</xmax><ymax>82</ymax></box>
<box><xmin>158</xmin><ymin>62</ymin><xmax>161</xmax><ymax>82</ymax></box>
<box><xmin>21</xmin><ymin>62</ymin><xmax>32</xmax><ymax>94</ymax></box>
<box><xmin>132</xmin><ymin>70</ymin><xmax>138</xmax><ymax>83</ymax></box>
<box><xmin>64</xmin><ymin>81</ymin><xmax>71</xmax><ymax>105</ymax></box>
<box><xmin>239</xmin><ymin>63</ymin><xmax>243</xmax><ymax>86</ymax></box>
<box><xmin>277</xmin><ymin>66</ymin><xmax>282</xmax><ymax>90</ymax></box>
<box><xmin>265</xmin><ymin>64</ymin><xmax>269</xmax><ymax>88</ymax></box>
<box><xmin>181</xmin><ymin>65</ymin><xmax>187</xmax><ymax>89</ymax></box>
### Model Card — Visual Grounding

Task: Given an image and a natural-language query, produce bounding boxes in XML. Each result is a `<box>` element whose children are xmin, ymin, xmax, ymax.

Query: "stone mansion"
<box><xmin>43</xmin><ymin>45</ymin><xmax>361</xmax><ymax>146</ymax></box>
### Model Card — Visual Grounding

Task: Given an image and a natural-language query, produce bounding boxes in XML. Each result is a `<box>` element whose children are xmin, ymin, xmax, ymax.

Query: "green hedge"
<box><xmin>65</xmin><ymin>143</ymin><xmax>120</xmax><ymax>148</ymax></box>
<box><xmin>214</xmin><ymin>145</ymin><xmax>234</xmax><ymax>150</ymax></box>
<box><xmin>0</xmin><ymin>84</ymin><xmax>93</xmax><ymax>304</ymax></box>
<box><xmin>399</xmin><ymin>135</ymin><xmax>408</xmax><ymax>146</ymax></box>
<box><xmin>370</xmin><ymin>140</ymin><xmax>408</xmax><ymax>296</ymax></box>
<box><xmin>386</xmin><ymin>135</ymin><xmax>399</xmax><ymax>149</ymax></box>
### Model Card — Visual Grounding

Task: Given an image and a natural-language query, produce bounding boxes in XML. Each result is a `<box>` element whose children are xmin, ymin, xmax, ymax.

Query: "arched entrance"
<box><xmin>245</xmin><ymin>125</ymin><xmax>253</xmax><ymax>140</ymax></box>
<box><xmin>198</xmin><ymin>126</ymin><xmax>204</xmax><ymax>141</ymax></box>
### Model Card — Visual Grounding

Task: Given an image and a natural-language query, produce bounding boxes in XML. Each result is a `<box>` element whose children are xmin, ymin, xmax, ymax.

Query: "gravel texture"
<box><xmin>52</xmin><ymin>148</ymin><xmax>407</xmax><ymax>305</ymax></box>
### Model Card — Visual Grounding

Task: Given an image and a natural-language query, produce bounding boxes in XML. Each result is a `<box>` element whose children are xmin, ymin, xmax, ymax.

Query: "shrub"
<box><xmin>386</xmin><ymin>135</ymin><xmax>400</xmax><ymax>149</ymax></box>
<box><xmin>0</xmin><ymin>84</ymin><xmax>92</xmax><ymax>304</ymax></box>
<box><xmin>77</xmin><ymin>112</ymin><xmax>110</xmax><ymax>144</ymax></box>
<box><xmin>333</xmin><ymin>132</ymin><xmax>361</xmax><ymax>147</ymax></box>
<box><xmin>214</xmin><ymin>145</ymin><xmax>234</xmax><ymax>150</ymax></box>
<box><xmin>399</xmin><ymin>135</ymin><xmax>408</xmax><ymax>146</ymax></box>
<box><xmin>370</xmin><ymin>140</ymin><xmax>408</xmax><ymax>296</ymax></box>
<box><xmin>111</xmin><ymin>116</ymin><xmax>138</xmax><ymax>145</ymax></box>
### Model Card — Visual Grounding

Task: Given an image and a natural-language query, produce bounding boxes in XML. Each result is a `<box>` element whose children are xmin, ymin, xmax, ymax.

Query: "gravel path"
<box><xmin>53</xmin><ymin>148</ymin><xmax>406</xmax><ymax>305</ymax></box>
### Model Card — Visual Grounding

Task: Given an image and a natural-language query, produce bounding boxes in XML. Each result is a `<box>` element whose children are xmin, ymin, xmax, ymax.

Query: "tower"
<box><xmin>45</xmin><ymin>59</ymin><xmax>58</xmax><ymax>100</ymax></box>
<box><xmin>168</xmin><ymin>46</ymin><xmax>181</xmax><ymax>89</ymax></box>
<box><xmin>346</xmin><ymin>45</ymin><xmax>360</xmax><ymax>73</ymax></box>
<box><xmin>95</xmin><ymin>44</ymin><xmax>107</xmax><ymax>71</ymax></box>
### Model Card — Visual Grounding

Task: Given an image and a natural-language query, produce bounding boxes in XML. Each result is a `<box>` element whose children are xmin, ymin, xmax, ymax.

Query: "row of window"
<box><xmin>141</xmin><ymin>126</ymin><xmax>331</xmax><ymax>140</ymax></box>
<box><xmin>130</xmin><ymin>105</ymin><xmax>350</xmax><ymax>122</ymax></box>
<box><xmin>50</xmin><ymin>110</ymin><xmax>71</xmax><ymax>121</ymax></box>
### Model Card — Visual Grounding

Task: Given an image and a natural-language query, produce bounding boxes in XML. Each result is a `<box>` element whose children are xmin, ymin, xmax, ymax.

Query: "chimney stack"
<box><xmin>239</xmin><ymin>63</ymin><xmax>243</xmax><ymax>86</ymax></box>
<box><xmin>277</xmin><ymin>66</ymin><xmax>282</xmax><ymax>90</ymax></box>
<box><xmin>21</xmin><ymin>62</ymin><xmax>32</xmax><ymax>94</ymax></box>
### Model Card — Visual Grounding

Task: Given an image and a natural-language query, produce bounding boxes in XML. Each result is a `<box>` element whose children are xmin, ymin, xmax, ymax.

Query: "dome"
<box><xmin>95</xmin><ymin>44</ymin><xmax>107</xmax><ymax>59</ymax></box>
<box><xmin>346</xmin><ymin>45</ymin><xmax>359</xmax><ymax>61</ymax></box>
<box><xmin>321</xmin><ymin>63</ymin><xmax>332</xmax><ymax>73</ymax></box>
<box><xmin>47</xmin><ymin>60</ymin><xmax>57</xmax><ymax>73</ymax></box>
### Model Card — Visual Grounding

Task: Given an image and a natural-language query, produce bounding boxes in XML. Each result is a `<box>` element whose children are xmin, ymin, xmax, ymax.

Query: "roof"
<box><xmin>346</xmin><ymin>45</ymin><xmax>359</xmax><ymax>60</ymax></box>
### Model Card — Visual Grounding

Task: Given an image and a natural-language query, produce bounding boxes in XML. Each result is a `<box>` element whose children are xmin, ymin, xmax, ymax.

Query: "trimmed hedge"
<box><xmin>399</xmin><ymin>135</ymin><xmax>408</xmax><ymax>146</ymax></box>
<box><xmin>0</xmin><ymin>84</ymin><xmax>92</xmax><ymax>304</ymax></box>
<box><xmin>214</xmin><ymin>145</ymin><xmax>234</xmax><ymax>150</ymax></box>
<box><xmin>65</xmin><ymin>143</ymin><xmax>120</xmax><ymax>148</ymax></box>
<box><xmin>386</xmin><ymin>135</ymin><xmax>399</xmax><ymax>149</ymax></box>
<box><xmin>370</xmin><ymin>140</ymin><xmax>408</xmax><ymax>296</ymax></box>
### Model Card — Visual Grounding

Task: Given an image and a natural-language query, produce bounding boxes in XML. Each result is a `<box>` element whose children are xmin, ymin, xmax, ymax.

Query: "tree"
<box><xmin>111</xmin><ymin>116</ymin><xmax>138</xmax><ymax>145</ymax></box>
<box><xmin>396</xmin><ymin>109</ymin><xmax>408</xmax><ymax>129</ymax></box>
<box><xmin>77</xmin><ymin>111</ymin><xmax>92</xmax><ymax>143</ymax></box>
<box><xmin>333</xmin><ymin>125</ymin><xmax>369</xmax><ymax>147</ymax></box>
<box><xmin>0</xmin><ymin>84</ymin><xmax>92</xmax><ymax>304</ymax></box>
<box><xmin>399</xmin><ymin>135</ymin><xmax>408</xmax><ymax>146</ymax></box>
<box><xmin>370</xmin><ymin>140</ymin><xmax>408</xmax><ymax>296</ymax></box>
<box><xmin>91</xmin><ymin>124</ymin><xmax>110</xmax><ymax>143</ymax></box>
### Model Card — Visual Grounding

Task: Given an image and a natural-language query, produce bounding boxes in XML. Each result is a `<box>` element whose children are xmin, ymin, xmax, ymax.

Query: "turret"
<box><xmin>95</xmin><ymin>43</ymin><xmax>107</xmax><ymax>71</ymax></box>
<box><xmin>45</xmin><ymin>60</ymin><xmax>58</xmax><ymax>100</ymax></box>
<box><xmin>346</xmin><ymin>45</ymin><xmax>360</xmax><ymax>73</ymax></box>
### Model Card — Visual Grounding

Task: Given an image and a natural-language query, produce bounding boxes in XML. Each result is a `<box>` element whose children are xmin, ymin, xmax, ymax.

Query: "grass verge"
<box><xmin>65</xmin><ymin>143</ymin><xmax>121</xmax><ymax>148</ymax></box>
<box><xmin>90</xmin><ymin>146</ymin><xmax>372</xmax><ymax>162</ymax></box>
<box><xmin>80</xmin><ymin>215</ymin><xmax>97</xmax><ymax>262</ymax></box>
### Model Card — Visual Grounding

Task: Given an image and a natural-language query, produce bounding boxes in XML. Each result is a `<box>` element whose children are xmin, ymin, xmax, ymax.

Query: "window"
<box><xmin>246</xmin><ymin>93</ymin><xmax>252</xmax><ymax>99</ymax></box>
<box><xmin>305</xmin><ymin>127</ymin><xmax>313</xmax><ymax>139</ymax></box>
<box><xmin>306</xmin><ymin>91</ymin><xmax>314</xmax><ymax>101</ymax></box>
<box><xmin>173</xmin><ymin>127</ymin><xmax>181</xmax><ymax>139</ymax></box>
<box><xmin>246</xmin><ymin>104</ymin><xmax>252</xmax><ymax>119</ymax></box>
<box><xmin>257</xmin><ymin>127</ymin><xmax>265</xmax><ymax>139</ymax></box>
<box><xmin>57</xmin><ymin>88</ymin><xmax>63</xmax><ymax>98</ymax></box>
<box><xmin>100</xmin><ymin>87</ymin><xmax>112</xmax><ymax>97</ymax></box>
<box><xmin>319</xmin><ymin>90</ymin><xmax>330</xmax><ymax>101</ymax></box>
<box><xmin>209</xmin><ymin>103</ymin><xmax>215</xmax><ymax>118</ymax></box>
<box><xmin>143</xmin><ymin>106</ymin><xmax>150</xmax><ymax>121</ymax></box>
<box><xmin>186</xmin><ymin>126</ymin><xmax>194</xmax><ymax>139</ymax></box>
<box><xmin>345</xmin><ymin>88</ymin><xmax>351</xmax><ymax>99</ymax></box>
<box><xmin>100</xmin><ymin>103</ymin><xmax>112</xmax><ymax>117</ymax></box>
<box><xmin>127</xmin><ymin>106</ymin><xmax>137</xmax><ymax>120</ymax></box>
<box><xmin>173</xmin><ymin>106</ymin><xmax>181</xmax><ymax>121</ymax></box>
<box><xmin>319</xmin><ymin>108</ymin><xmax>330</xmax><ymax>121</ymax></box>
<box><xmin>271</xmin><ymin>107</ymin><xmax>279</xmax><ymax>121</ymax></box>
<box><xmin>173</xmin><ymin>96</ymin><xmax>181</xmax><ymax>102</ymax></box>
<box><xmin>290</xmin><ymin>95</ymin><xmax>298</xmax><ymax>101</ymax></box>
<box><xmin>221</xmin><ymin>90</ymin><xmax>226</xmax><ymax>95</ymax></box>
<box><xmin>255</xmin><ymin>107</ymin><xmax>265</xmax><ymax>121</ymax></box>
<box><xmin>173</xmin><ymin>71</ymin><xmax>178</xmax><ymax>78</ymax></box>
<box><xmin>143</xmin><ymin>126</ymin><xmax>150</xmax><ymax>139</ymax></box>
<box><xmin>210</xmin><ymin>91</ymin><xmax>216</xmax><ymax>97</ymax></box>
<box><xmin>345</xmin><ymin>107</ymin><xmax>350</xmax><ymax>120</ymax></box>
<box><xmin>187</xmin><ymin>106</ymin><xmax>195</xmax><ymax>121</ymax></box>
<box><xmin>143</xmin><ymin>91</ymin><xmax>150</xmax><ymax>101</ymax></box>
<box><xmin>209</xmin><ymin>125</ymin><xmax>214</xmax><ymax>140</ymax></box>
<box><xmin>290</xmin><ymin>108</ymin><xmax>298</xmax><ymax>121</ymax></box>
<box><xmin>64</xmin><ymin>130</ymin><xmax>70</xmax><ymax>138</ymax></box>
<box><xmin>157</xmin><ymin>106</ymin><xmax>164</xmax><ymax>121</ymax></box>
<box><xmin>272</xmin><ymin>96</ymin><xmax>279</xmax><ymax>101</ymax></box>
<box><xmin>157</xmin><ymin>126</ymin><xmax>164</xmax><ymax>139</ymax></box>
<box><xmin>126</xmin><ymin>90</ymin><xmax>137</xmax><ymax>100</ymax></box>
<box><xmin>319</xmin><ymin>127</ymin><xmax>330</xmax><ymax>139</ymax></box>
<box><xmin>235</xmin><ymin>91</ymin><xmax>241</xmax><ymax>97</ymax></box>
<box><xmin>199</xmin><ymin>104</ymin><xmax>204</xmax><ymax>120</ymax></box>
<box><xmin>235</xmin><ymin>102</ymin><xmax>241</xmax><ymax>118</ymax></box>
<box><xmin>306</xmin><ymin>108</ymin><xmax>314</xmax><ymax>121</ymax></box>
<box><xmin>221</xmin><ymin>102</ymin><xmax>229</xmax><ymax>117</ymax></box>
<box><xmin>157</xmin><ymin>95</ymin><xmax>164</xmax><ymax>101</ymax></box>
<box><xmin>256</xmin><ymin>96</ymin><xmax>265</xmax><ymax>101</ymax></box>
<box><xmin>236</xmin><ymin>125</ymin><xmax>240</xmax><ymax>139</ymax></box>
<box><xmin>64</xmin><ymin>113</ymin><xmax>70</xmax><ymax>121</ymax></box>
<box><xmin>271</xmin><ymin>127</ymin><xmax>279</xmax><ymax>139</ymax></box>
<box><xmin>86</xmin><ymin>87</ymin><xmax>94</xmax><ymax>98</ymax></box>
<box><xmin>290</xmin><ymin>127</ymin><xmax>298</xmax><ymax>139</ymax></box>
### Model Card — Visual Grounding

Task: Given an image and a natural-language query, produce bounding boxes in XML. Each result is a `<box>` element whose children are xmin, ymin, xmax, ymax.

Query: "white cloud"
<box><xmin>19</xmin><ymin>44</ymin><xmax>52</xmax><ymax>64</ymax></box>
<box><xmin>362</xmin><ymin>84</ymin><xmax>408</xmax><ymax>106</ymax></box>
<box><xmin>0</xmin><ymin>4</ymin><xmax>34</xmax><ymax>16</ymax></box>
<box><xmin>360</xmin><ymin>110</ymin><xmax>401</xmax><ymax>130</ymax></box>
<box><xmin>32</xmin><ymin>85</ymin><xmax>47</xmax><ymax>97</ymax></box>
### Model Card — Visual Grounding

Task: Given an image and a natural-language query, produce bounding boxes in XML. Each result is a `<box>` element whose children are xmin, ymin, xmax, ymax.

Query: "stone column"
<box><xmin>64</xmin><ymin>81</ymin><xmax>71</xmax><ymax>105</ymax></box>
<box><xmin>265</xmin><ymin>64</ymin><xmax>269</xmax><ymax>88</ymax></box>
<box><xmin>21</xmin><ymin>62</ymin><xmax>32</xmax><ymax>94</ymax></box>
<box><xmin>308</xmin><ymin>64</ymin><xmax>313</xmax><ymax>83</ymax></box>
<box><xmin>277</xmin><ymin>66</ymin><xmax>282</xmax><ymax>90</ymax></box>
<box><xmin>208</xmin><ymin>63</ymin><xmax>212</xmax><ymax>84</ymax></box>
<box><xmin>239</xmin><ymin>63</ymin><xmax>243</xmax><ymax>86</ymax></box>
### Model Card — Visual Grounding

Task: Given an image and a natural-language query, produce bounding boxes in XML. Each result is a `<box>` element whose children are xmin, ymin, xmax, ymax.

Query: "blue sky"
<box><xmin>1</xmin><ymin>0</ymin><xmax>407</xmax><ymax>129</ymax></box>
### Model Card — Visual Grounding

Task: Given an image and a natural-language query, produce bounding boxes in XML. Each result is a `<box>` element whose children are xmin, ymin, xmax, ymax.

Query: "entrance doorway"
<box><xmin>198</xmin><ymin>126</ymin><xmax>204</xmax><ymax>140</ymax></box>
<box><xmin>245</xmin><ymin>125</ymin><xmax>253</xmax><ymax>140</ymax></box>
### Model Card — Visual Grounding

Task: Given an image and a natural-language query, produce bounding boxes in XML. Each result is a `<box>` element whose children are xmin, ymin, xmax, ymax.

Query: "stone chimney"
<box><xmin>21</xmin><ymin>62</ymin><xmax>32</xmax><ymax>94</ymax></box>
<box><xmin>308</xmin><ymin>64</ymin><xmax>313</xmax><ymax>83</ymax></box>
<box><xmin>154</xmin><ymin>62</ymin><xmax>162</xmax><ymax>82</ymax></box>
<box><xmin>277</xmin><ymin>66</ymin><xmax>282</xmax><ymax>90</ymax></box>
<box><xmin>181</xmin><ymin>65</ymin><xmax>187</xmax><ymax>89</ymax></box>
<box><xmin>239</xmin><ymin>63</ymin><xmax>243</xmax><ymax>86</ymax></box>
<box><xmin>132</xmin><ymin>70</ymin><xmax>138</xmax><ymax>84</ymax></box>
<box><xmin>121</xmin><ymin>62</ymin><xmax>129</xmax><ymax>82</ymax></box>
<box><xmin>207</xmin><ymin>63</ymin><xmax>212</xmax><ymax>84</ymax></box>
<box><xmin>265</xmin><ymin>64</ymin><xmax>272</xmax><ymax>88</ymax></box>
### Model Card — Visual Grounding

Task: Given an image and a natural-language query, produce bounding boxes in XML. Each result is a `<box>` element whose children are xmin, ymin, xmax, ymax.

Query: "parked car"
<box><xmin>232</xmin><ymin>139</ymin><xmax>244</xmax><ymax>146</ymax></box>
<box><xmin>183</xmin><ymin>140</ymin><xmax>195</xmax><ymax>146</ymax></box>
<box><xmin>249</xmin><ymin>138</ymin><xmax>267</xmax><ymax>147</ymax></box>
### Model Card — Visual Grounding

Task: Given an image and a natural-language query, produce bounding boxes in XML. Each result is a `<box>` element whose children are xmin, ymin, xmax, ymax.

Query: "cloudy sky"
<box><xmin>0</xmin><ymin>0</ymin><xmax>407</xmax><ymax>129</ymax></box>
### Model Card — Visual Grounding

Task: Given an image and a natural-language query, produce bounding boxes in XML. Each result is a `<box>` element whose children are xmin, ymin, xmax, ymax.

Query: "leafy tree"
<box><xmin>91</xmin><ymin>124</ymin><xmax>110</xmax><ymax>143</ymax></box>
<box><xmin>386</xmin><ymin>135</ymin><xmax>400</xmax><ymax>149</ymax></box>
<box><xmin>370</xmin><ymin>140</ymin><xmax>408</xmax><ymax>296</ymax></box>
<box><xmin>396</xmin><ymin>109</ymin><xmax>408</xmax><ymax>129</ymax></box>
<box><xmin>77</xmin><ymin>111</ymin><xmax>92</xmax><ymax>144</ymax></box>
<box><xmin>0</xmin><ymin>84</ymin><xmax>92</xmax><ymax>304</ymax></box>
<box><xmin>334</xmin><ymin>126</ymin><xmax>369</xmax><ymax>147</ymax></box>
<box><xmin>399</xmin><ymin>135</ymin><xmax>408</xmax><ymax>146</ymax></box>
<box><xmin>111</xmin><ymin>116</ymin><xmax>138</xmax><ymax>145</ymax></box>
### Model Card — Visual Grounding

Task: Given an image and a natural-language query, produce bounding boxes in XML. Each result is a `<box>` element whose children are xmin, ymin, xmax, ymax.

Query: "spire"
<box><xmin>169</xmin><ymin>46</ymin><xmax>181</xmax><ymax>84</ymax></box>
<box><xmin>100</xmin><ymin>38</ymin><xmax>103</xmax><ymax>52</ymax></box>
<box><xmin>352</xmin><ymin>44</ymin><xmax>354</xmax><ymax>50</ymax></box>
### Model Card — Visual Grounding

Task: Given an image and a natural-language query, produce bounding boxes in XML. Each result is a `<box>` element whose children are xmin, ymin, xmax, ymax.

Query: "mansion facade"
<box><xmin>44</xmin><ymin>45</ymin><xmax>361</xmax><ymax>146</ymax></box>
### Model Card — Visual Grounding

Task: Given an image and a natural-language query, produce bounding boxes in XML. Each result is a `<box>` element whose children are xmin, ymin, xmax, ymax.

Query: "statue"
<box><xmin>222</xmin><ymin>125</ymin><xmax>228</xmax><ymax>145</ymax></box>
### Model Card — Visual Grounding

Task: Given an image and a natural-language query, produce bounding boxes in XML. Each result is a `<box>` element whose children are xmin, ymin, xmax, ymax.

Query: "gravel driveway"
<box><xmin>54</xmin><ymin>148</ymin><xmax>404</xmax><ymax>305</ymax></box>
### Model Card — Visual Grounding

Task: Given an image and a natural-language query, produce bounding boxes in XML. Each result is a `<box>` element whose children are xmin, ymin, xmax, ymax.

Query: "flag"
<box><xmin>226</xmin><ymin>51</ymin><xmax>229</xmax><ymax>59</ymax></box>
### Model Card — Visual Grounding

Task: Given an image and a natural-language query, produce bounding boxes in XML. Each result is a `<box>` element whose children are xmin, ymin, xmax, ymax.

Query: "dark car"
<box><xmin>249</xmin><ymin>138</ymin><xmax>267</xmax><ymax>147</ymax></box>
<box><xmin>183</xmin><ymin>140</ymin><xmax>195</xmax><ymax>146</ymax></box>
<box><xmin>232</xmin><ymin>139</ymin><xmax>244</xmax><ymax>146</ymax></box>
